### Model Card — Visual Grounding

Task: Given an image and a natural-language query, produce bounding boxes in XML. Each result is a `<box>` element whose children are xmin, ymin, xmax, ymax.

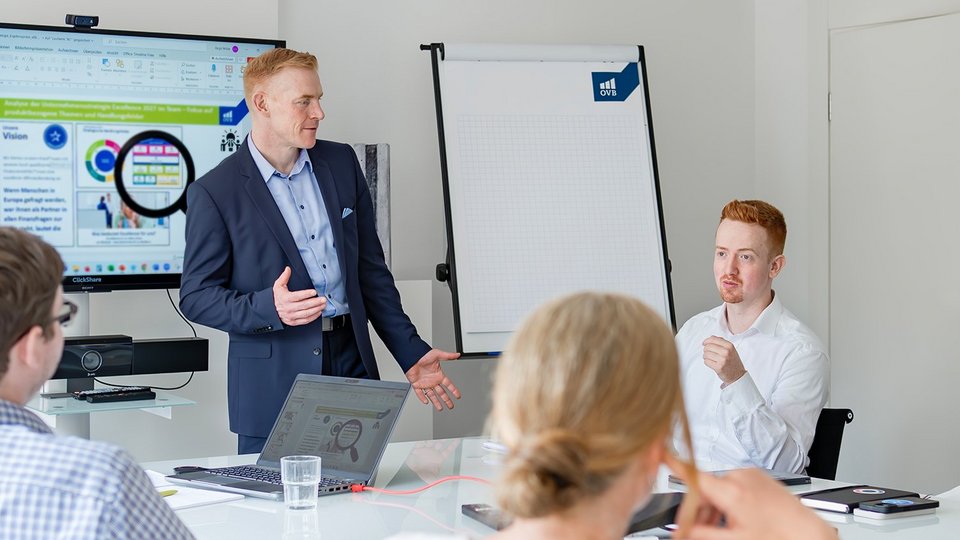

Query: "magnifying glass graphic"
<box><xmin>113</xmin><ymin>130</ymin><xmax>196</xmax><ymax>219</ymax></box>
<box><xmin>333</xmin><ymin>418</ymin><xmax>363</xmax><ymax>463</ymax></box>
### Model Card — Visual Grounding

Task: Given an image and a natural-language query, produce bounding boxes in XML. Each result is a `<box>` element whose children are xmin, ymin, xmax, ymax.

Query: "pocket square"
<box><xmin>341</xmin><ymin>208</ymin><xmax>353</xmax><ymax>219</ymax></box>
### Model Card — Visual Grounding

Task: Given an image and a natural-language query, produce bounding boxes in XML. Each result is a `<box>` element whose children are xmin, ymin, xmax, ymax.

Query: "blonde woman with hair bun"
<box><xmin>387</xmin><ymin>291</ymin><xmax>833</xmax><ymax>540</ymax></box>
<box><xmin>486</xmin><ymin>291</ymin><xmax>700</xmax><ymax>539</ymax></box>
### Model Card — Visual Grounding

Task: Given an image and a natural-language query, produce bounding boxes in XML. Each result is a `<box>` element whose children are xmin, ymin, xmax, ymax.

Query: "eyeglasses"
<box><xmin>56</xmin><ymin>300</ymin><xmax>78</xmax><ymax>328</ymax></box>
<box><xmin>14</xmin><ymin>300</ymin><xmax>78</xmax><ymax>342</ymax></box>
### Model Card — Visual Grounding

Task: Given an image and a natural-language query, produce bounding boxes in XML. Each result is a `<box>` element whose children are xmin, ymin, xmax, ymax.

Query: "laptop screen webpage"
<box><xmin>258</xmin><ymin>377</ymin><xmax>408</xmax><ymax>476</ymax></box>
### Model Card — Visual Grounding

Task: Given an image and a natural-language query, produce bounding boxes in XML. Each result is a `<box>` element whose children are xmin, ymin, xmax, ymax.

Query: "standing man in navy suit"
<box><xmin>180</xmin><ymin>48</ymin><xmax>460</xmax><ymax>454</ymax></box>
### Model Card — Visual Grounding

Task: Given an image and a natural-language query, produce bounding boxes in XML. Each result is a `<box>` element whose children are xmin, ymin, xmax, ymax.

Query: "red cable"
<box><xmin>350</xmin><ymin>475</ymin><xmax>491</xmax><ymax>494</ymax></box>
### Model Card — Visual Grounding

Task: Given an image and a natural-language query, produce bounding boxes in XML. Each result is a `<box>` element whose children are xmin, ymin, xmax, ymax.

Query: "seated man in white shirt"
<box><xmin>0</xmin><ymin>227</ymin><xmax>193</xmax><ymax>539</ymax></box>
<box><xmin>675</xmin><ymin>200</ymin><xmax>829</xmax><ymax>474</ymax></box>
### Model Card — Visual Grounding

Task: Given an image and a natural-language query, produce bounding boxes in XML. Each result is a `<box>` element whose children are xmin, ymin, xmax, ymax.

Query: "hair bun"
<box><xmin>497</xmin><ymin>429</ymin><xmax>599</xmax><ymax>518</ymax></box>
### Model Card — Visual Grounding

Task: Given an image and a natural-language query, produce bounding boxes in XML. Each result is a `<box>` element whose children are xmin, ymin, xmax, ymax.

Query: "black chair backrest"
<box><xmin>806</xmin><ymin>408</ymin><xmax>854</xmax><ymax>480</ymax></box>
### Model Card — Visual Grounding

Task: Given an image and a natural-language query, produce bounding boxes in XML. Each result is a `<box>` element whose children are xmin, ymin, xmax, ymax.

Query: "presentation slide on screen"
<box><xmin>260</xmin><ymin>382</ymin><xmax>406</xmax><ymax>474</ymax></box>
<box><xmin>0</xmin><ymin>26</ymin><xmax>273</xmax><ymax>276</ymax></box>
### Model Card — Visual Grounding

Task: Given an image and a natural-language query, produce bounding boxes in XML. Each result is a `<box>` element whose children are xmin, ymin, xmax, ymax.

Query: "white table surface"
<box><xmin>142</xmin><ymin>437</ymin><xmax>960</xmax><ymax>539</ymax></box>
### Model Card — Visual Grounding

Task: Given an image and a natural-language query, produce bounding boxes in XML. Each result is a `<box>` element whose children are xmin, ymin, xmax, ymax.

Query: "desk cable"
<box><xmin>351</xmin><ymin>475</ymin><xmax>491</xmax><ymax>495</ymax></box>
<box><xmin>91</xmin><ymin>290</ymin><xmax>198</xmax><ymax>391</ymax></box>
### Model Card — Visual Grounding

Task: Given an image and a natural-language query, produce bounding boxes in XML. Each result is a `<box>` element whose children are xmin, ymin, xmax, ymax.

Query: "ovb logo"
<box><xmin>219</xmin><ymin>98</ymin><xmax>249</xmax><ymax>127</ymax></box>
<box><xmin>598</xmin><ymin>78</ymin><xmax>617</xmax><ymax>97</ymax></box>
<box><xmin>592</xmin><ymin>63</ymin><xmax>640</xmax><ymax>102</ymax></box>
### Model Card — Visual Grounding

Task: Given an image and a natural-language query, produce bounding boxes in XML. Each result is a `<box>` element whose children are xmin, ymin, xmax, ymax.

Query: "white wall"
<box><xmin>4</xmin><ymin>0</ymin><xmax>278</xmax><ymax>39</ymax></box>
<box><xmin>753</xmin><ymin>0</ymin><xmax>829</xmax><ymax>343</ymax></box>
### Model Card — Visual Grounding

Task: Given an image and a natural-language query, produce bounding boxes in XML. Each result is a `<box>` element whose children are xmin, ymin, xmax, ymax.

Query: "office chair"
<box><xmin>806</xmin><ymin>408</ymin><xmax>854</xmax><ymax>480</ymax></box>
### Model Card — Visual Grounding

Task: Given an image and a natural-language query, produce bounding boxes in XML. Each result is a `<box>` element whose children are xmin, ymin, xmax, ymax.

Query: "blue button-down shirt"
<box><xmin>249</xmin><ymin>139</ymin><xmax>349</xmax><ymax>318</ymax></box>
<box><xmin>0</xmin><ymin>398</ymin><xmax>194</xmax><ymax>539</ymax></box>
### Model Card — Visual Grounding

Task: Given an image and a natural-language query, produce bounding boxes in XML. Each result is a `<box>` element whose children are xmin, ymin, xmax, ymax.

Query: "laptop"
<box><xmin>166</xmin><ymin>374</ymin><xmax>410</xmax><ymax>500</ymax></box>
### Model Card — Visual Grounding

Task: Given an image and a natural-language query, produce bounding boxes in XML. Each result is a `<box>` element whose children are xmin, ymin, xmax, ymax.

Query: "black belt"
<box><xmin>321</xmin><ymin>314</ymin><xmax>350</xmax><ymax>332</ymax></box>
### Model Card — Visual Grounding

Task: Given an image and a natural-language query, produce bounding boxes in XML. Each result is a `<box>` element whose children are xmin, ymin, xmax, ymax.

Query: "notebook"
<box><xmin>166</xmin><ymin>374</ymin><xmax>410</xmax><ymax>500</ymax></box>
<box><xmin>800</xmin><ymin>485</ymin><xmax>920</xmax><ymax>513</ymax></box>
<box><xmin>146</xmin><ymin>470</ymin><xmax>244</xmax><ymax>510</ymax></box>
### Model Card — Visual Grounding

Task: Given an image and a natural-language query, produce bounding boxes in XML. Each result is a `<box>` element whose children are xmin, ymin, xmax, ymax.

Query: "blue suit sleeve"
<box><xmin>348</xmin><ymin>148</ymin><xmax>430</xmax><ymax>371</ymax></box>
<box><xmin>179</xmin><ymin>181</ymin><xmax>282</xmax><ymax>334</ymax></box>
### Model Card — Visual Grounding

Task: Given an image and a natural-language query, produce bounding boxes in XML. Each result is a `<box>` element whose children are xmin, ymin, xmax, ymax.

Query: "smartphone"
<box><xmin>854</xmin><ymin>497</ymin><xmax>939</xmax><ymax>519</ymax></box>
<box><xmin>461</xmin><ymin>503</ymin><xmax>511</xmax><ymax>530</ymax></box>
<box><xmin>859</xmin><ymin>496</ymin><xmax>938</xmax><ymax>513</ymax></box>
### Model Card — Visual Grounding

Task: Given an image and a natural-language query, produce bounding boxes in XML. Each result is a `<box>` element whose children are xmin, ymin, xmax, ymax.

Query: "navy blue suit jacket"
<box><xmin>180</xmin><ymin>139</ymin><xmax>430</xmax><ymax>437</ymax></box>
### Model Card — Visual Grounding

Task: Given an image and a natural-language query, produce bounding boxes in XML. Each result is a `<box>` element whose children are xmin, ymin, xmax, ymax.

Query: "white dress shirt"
<box><xmin>675</xmin><ymin>294</ymin><xmax>829</xmax><ymax>474</ymax></box>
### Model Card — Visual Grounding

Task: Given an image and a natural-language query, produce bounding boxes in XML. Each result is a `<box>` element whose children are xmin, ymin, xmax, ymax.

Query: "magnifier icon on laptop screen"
<box><xmin>333</xmin><ymin>418</ymin><xmax>362</xmax><ymax>462</ymax></box>
<box><xmin>113</xmin><ymin>130</ymin><xmax>196</xmax><ymax>219</ymax></box>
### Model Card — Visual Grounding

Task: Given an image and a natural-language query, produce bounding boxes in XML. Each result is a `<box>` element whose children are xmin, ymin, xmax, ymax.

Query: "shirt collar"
<box><xmin>715</xmin><ymin>291</ymin><xmax>783</xmax><ymax>337</ymax></box>
<box><xmin>247</xmin><ymin>136</ymin><xmax>312</xmax><ymax>182</ymax></box>
<box><xmin>0</xmin><ymin>398</ymin><xmax>54</xmax><ymax>435</ymax></box>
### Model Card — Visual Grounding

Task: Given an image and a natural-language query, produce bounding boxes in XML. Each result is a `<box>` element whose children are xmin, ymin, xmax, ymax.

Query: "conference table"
<box><xmin>143</xmin><ymin>437</ymin><xmax>960</xmax><ymax>539</ymax></box>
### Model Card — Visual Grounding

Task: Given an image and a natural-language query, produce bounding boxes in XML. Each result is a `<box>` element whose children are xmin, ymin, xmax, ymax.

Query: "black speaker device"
<box><xmin>52</xmin><ymin>335</ymin><xmax>208</xmax><ymax>380</ymax></box>
<box><xmin>55</xmin><ymin>335</ymin><xmax>134</xmax><ymax>379</ymax></box>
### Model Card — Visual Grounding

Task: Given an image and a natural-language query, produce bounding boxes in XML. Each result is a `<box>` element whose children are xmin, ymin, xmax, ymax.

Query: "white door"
<box><xmin>831</xmin><ymin>13</ymin><xmax>960</xmax><ymax>493</ymax></box>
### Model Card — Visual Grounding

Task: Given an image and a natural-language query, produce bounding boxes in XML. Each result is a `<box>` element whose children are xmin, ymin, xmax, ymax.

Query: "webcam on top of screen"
<box><xmin>65</xmin><ymin>14</ymin><xmax>99</xmax><ymax>28</ymax></box>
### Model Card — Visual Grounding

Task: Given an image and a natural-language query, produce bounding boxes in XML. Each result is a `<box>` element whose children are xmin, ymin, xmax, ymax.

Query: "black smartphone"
<box><xmin>461</xmin><ymin>503</ymin><xmax>511</xmax><ymax>530</ymax></box>
<box><xmin>858</xmin><ymin>496</ymin><xmax>939</xmax><ymax>514</ymax></box>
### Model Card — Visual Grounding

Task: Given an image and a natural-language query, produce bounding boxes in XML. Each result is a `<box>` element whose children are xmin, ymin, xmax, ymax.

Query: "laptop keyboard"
<box><xmin>208</xmin><ymin>465</ymin><xmax>347</xmax><ymax>488</ymax></box>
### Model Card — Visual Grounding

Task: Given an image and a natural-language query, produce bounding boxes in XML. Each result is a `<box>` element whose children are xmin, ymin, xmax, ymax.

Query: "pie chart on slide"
<box><xmin>85</xmin><ymin>139</ymin><xmax>122</xmax><ymax>182</ymax></box>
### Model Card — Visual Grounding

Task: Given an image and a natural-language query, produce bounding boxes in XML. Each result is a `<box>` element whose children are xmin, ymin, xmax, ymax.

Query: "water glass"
<box><xmin>280</xmin><ymin>455</ymin><xmax>322</xmax><ymax>510</ymax></box>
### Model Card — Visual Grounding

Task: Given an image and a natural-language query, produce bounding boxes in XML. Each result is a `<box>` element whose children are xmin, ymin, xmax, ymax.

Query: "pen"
<box><xmin>158</xmin><ymin>489</ymin><xmax>177</xmax><ymax>497</ymax></box>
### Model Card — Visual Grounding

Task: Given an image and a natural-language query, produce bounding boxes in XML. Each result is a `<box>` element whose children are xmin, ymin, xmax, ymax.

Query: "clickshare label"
<box><xmin>592</xmin><ymin>63</ymin><xmax>640</xmax><ymax>102</ymax></box>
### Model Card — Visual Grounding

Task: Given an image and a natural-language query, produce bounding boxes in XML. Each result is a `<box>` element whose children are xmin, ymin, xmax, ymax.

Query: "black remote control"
<box><xmin>85</xmin><ymin>389</ymin><xmax>156</xmax><ymax>403</ymax></box>
<box><xmin>75</xmin><ymin>386</ymin><xmax>156</xmax><ymax>403</ymax></box>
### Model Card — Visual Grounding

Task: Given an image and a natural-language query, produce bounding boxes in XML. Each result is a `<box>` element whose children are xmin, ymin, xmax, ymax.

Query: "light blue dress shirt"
<box><xmin>248</xmin><ymin>138</ymin><xmax>349</xmax><ymax>318</ymax></box>
<box><xmin>0</xmin><ymin>398</ymin><xmax>194</xmax><ymax>539</ymax></box>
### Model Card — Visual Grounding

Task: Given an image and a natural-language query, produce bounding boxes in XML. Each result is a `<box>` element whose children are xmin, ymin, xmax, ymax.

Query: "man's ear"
<box><xmin>252</xmin><ymin>90</ymin><xmax>269</xmax><ymax>115</ymax></box>
<box><xmin>769</xmin><ymin>253</ymin><xmax>786</xmax><ymax>279</ymax></box>
<box><xmin>8</xmin><ymin>326</ymin><xmax>41</xmax><ymax>373</ymax></box>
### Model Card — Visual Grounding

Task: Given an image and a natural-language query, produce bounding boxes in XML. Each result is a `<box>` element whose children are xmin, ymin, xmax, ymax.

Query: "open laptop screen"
<box><xmin>258</xmin><ymin>377</ymin><xmax>409</xmax><ymax>476</ymax></box>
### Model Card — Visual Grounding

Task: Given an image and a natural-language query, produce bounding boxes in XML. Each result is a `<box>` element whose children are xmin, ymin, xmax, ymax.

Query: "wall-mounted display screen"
<box><xmin>0</xmin><ymin>22</ymin><xmax>282</xmax><ymax>291</ymax></box>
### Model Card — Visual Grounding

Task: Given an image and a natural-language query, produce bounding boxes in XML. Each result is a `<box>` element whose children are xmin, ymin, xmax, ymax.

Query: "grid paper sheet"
<box><xmin>437</xmin><ymin>47</ymin><xmax>670</xmax><ymax>353</ymax></box>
